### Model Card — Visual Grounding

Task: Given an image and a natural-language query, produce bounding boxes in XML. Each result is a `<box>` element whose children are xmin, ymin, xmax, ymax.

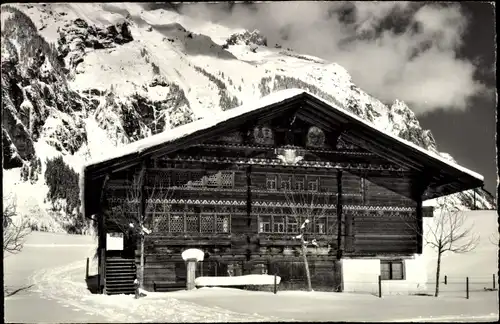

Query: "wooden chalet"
<box><xmin>81</xmin><ymin>89</ymin><xmax>484</xmax><ymax>294</ymax></box>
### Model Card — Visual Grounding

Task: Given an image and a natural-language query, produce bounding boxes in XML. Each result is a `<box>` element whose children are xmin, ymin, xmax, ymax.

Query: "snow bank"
<box><xmin>195</xmin><ymin>274</ymin><xmax>281</xmax><ymax>287</ymax></box>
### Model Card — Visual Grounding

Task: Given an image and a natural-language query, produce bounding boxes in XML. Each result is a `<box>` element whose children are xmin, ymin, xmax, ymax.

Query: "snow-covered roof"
<box><xmin>308</xmin><ymin>92</ymin><xmax>484</xmax><ymax>182</ymax></box>
<box><xmin>84</xmin><ymin>88</ymin><xmax>304</xmax><ymax>168</ymax></box>
<box><xmin>83</xmin><ymin>88</ymin><xmax>483</xmax><ymax>182</ymax></box>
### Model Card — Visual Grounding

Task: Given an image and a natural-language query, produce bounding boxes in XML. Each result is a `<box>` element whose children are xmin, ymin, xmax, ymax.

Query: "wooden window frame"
<box><xmin>200</xmin><ymin>213</ymin><xmax>216</xmax><ymax>233</ymax></box>
<box><xmin>169</xmin><ymin>213</ymin><xmax>184</xmax><ymax>233</ymax></box>
<box><xmin>219</xmin><ymin>171</ymin><xmax>235</xmax><ymax>189</ymax></box>
<box><xmin>273</xmin><ymin>216</ymin><xmax>286</xmax><ymax>233</ymax></box>
<box><xmin>266</xmin><ymin>175</ymin><xmax>277</xmax><ymax>190</ymax></box>
<box><xmin>280</xmin><ymin>175</ymin><xmax>292</xmax><ymax>191</ymax></box>
<box><xmin>307</xmin><ymin>176</ymin><xmax>319</xmax><ymax>192</ymax></box>
<box><xmin>216</xmin><ymin>214</ymin><xmax>231</xmax><ymax>233</ymax></box>
<box><xmin>286</xmin><ymin>216</ymin><xmax>299</xmax><ymax>233</ymax></box>
<box><xmin>316</xmin><ymin>219</ymin><xmax>326</xmax><ymax>234</ymax></box>
<box><xmin>380</xmin><ymin>260</ymin><xmax>405</xmax><ymax>280</ymax></box>
<box><xmin>360</xmin><ymin>177</ymin><xmax>366</xmax><ymax>204</ymax></box>
<box><xmin>258</xmin><ymin>215</ymin><xmax>272</xmax><ymax>233</ymax></box>
<box><xmin>294</xmin><ymin>175</ymin><xmax>305</xmax><ymax>191</ymax></box>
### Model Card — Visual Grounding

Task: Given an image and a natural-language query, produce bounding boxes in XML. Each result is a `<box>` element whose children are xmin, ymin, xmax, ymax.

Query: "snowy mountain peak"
<box><xmin>225</xmin><ymin>29</ymin><xmax>268</xmax><ymax>48</ymax></box>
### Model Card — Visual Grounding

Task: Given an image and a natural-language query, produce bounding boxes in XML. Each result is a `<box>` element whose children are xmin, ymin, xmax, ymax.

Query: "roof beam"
<box><xmin>342</xmin><ymin>132</ymin><xmax>423</xmax><ymax>171</ymax></box>
<box><xmin>87</xmin><ymin>97</ymin><xmax>303</xmax><ymax>180</ymax></box>
<box><xmin>296</xmin><ymin>109</ymin><xmax>342</xmax><ymax>133</ymax></box>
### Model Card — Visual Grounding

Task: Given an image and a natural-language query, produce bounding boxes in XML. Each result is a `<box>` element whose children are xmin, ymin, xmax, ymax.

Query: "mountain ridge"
<box><xmin>1</xmin><ymin>3</ymin><xmax>494</xmax><ymax>233</ymax></box>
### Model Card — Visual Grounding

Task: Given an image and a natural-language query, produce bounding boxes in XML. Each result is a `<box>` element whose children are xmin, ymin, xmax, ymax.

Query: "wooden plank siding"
<box><xmin>350</xmin><ymin>209</ymin><xmax>418</xmax><ymax>254</ymax></box>
<box><xmin>99</xmin><ymin>114</ymin><xmax>427</xmax><ymax>292</ymax></box>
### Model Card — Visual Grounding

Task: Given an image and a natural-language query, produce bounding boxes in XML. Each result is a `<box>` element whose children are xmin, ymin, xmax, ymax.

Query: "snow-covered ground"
<box><xmin>423</xmin><ymin>210</ymin><xmax>498</xmax><ymax>291</ymax></box>
<box><xmin>3</xmin><ymin>231</ymin><xmax>107</xmax><ymax>323</ymax></box>
<box><xmin>4</xmin><ymin>210</ymin><xmax>498</xmax><ymax>323</ymax></box>
<box><xmin>3</xmin><ymin>232</ymin><xmax>283</xmax><ymax>322</ymax></box>
<box><xmin>171</xmin><ymin>288</ymin><xmax>498</xmax><ymax>322</ymax></box>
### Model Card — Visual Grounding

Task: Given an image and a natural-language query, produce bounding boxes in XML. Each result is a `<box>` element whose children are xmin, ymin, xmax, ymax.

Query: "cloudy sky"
<box><xmin>152</xmin><ymin>1</ymin><xmax>496</xmax><ymax>195</ymax></box>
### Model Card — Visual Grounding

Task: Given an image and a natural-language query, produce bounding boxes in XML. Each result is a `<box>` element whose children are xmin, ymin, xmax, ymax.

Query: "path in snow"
<box><xmin>31</xmin><ymin>260</ymin><xmax>288</xmax><ymax>322</ymax></box>
<box><xmin>3</xmin><ymin>232</ymin><xmax>109</xmax><ymax>323</ymax></box>
<box><xmin>4</xmin><ymin>232</ymin><xmax>287</xmax><ymax>323</ymax></box>
<box><xmin>4</xmin><ymin>230</ymin><xmax>498</xmax><ymax>322</ymax></box>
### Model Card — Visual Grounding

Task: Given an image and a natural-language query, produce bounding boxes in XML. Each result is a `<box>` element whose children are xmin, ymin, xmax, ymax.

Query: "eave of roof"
<box><xmin>82</xmin><ymin>88</ymin><xmax>483</xmax><ymax>182</ymax></box>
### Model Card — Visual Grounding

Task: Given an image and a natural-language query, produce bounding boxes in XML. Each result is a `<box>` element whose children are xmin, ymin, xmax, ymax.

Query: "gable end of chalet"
<box><xmin>82</xmin><ymin>90</ymin><xmax>484</xmax><ymax>219</ymax></box>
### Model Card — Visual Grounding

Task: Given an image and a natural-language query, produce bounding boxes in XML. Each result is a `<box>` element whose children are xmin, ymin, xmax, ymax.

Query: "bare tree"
<box><xmin>423</xmin><ymin>197</ymin><xmax>480</xmax><ymax>297</ymax></box>
<box><xmin>3</xmin><ymin>194</ymin><xmax>32</xmax><ymax>257</ymax></box>
<box><xmin>107</xmin><ymin>168</ymin><xmax>172</xmax><ymax>290</ymax></box>
<box><xmin>284</xmin><ymin>189</ymin><xmax>333</xmax><ymax>292</ymax></box>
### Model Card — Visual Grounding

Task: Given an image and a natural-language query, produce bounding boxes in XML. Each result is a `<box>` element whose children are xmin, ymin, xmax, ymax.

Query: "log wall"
<box><xmin>100</xmin><ymin>121</ymin><xmax>423</xmax><ymax>291</ymax></box>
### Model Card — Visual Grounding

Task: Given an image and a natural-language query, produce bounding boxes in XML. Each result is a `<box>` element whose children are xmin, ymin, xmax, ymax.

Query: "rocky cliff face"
<box><xmin>1</xmin><ymin>3</ymin><xmax>494</xmax><ymax>233</ymax></box>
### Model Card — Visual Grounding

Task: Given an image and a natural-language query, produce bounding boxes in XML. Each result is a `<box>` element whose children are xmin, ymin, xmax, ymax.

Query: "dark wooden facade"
<box><xmin>84</xmin><ymin>92</ymin><xmax>483</xmax><ymax>293</ymax></box>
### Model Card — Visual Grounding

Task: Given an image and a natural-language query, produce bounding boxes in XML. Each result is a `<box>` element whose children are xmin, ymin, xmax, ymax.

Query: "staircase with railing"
<box><xmin>105</xmin><ymin>257</ymin><xmax>136</xmax><ymax>295</ymax></box>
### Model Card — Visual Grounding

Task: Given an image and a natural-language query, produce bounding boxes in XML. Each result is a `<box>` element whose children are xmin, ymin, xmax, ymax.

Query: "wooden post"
<box><xmin>101</xmin><ymin>248</ymin><xmax>106</xmax><ymax>294</ymax></box>
<box><xmin>186</xmin><ymin>258</ymin><xmax>197</xmax><ymax>290</ymax></box>
<box><xmin>134</xmin><ymin>278</ymin><xmax>140</xmax><ymax>299</ymax></box>
<box><xmin>274</xmin><ymin>273</ymin><xmax>277</xmax><ymax>294</ymax></box>
<box><xmin>98</xmin><ymin>174</ymin><xmax>110</xmax><ymax>294</ymax></box>
<box><xmin>415</xmin><ymin>197</ymin><xmax>423</xmax><ymax>254</ymax></box>
<box><xmin>335</xmin><ymin>170</ymin><xmax>344</xmax><ymax>292</ymax></box>
<box><xmin>246</xmin><ymin>165</ymin><xmax>252</xmax><ymax>228</ymax></box>
<box><xmin>378</xmin><ymin>275</ymin><xmax>382</xmax><ymax>298</ymax></box>
<box><xmin>86</xmin><ymin>257</ymin><xmax>89</xmax><ymax>280</ymax></box>
<box><xmin>444</xmin><ymin>275</ymin><xmax>447</xmax><ymax>285</ymax></box>
<box><xmin>138</xmin><ymin>162</ymin><xmax>147</xmax><ymax>290</ymax></box>
<box><xmin>466</xmin><ymin>277</ymin><xmax>469</xmax><ymax>299</ymax></box>
<box><xmin>336</xmin><ymin>170</ymin><xmax>343</xmax><ymax>260</ymax></box>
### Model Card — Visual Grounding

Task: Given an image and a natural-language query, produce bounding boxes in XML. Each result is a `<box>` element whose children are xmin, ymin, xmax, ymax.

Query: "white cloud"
<box><xmin>172</xmin><ymin>1</ymin><xmax>488</xmax><ymax>114</ymax></box>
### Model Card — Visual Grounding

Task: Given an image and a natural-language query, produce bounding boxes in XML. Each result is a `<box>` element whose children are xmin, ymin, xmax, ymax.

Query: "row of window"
<box><xmin>149</xmin><ymin>213</ymin><xmax>230</xmax><ymax>234</ymax></box>
<box><xmin>147</xmin><ymin>170</ymin><xmax>369</xmax><ymax>195</ymax></box>
<box><xmin>265</xmin><ymin>174</ymin><xmax>320</xmax><ymax>191</ymax></box>
<box><xmin>258</xmin><ymin>215</ymin><xmax>336</xmax><ymax>234</ymax></box>
<box><xmin>146</xmin><ymin>212</ymin><xmax>338</xmax><ymax>235</ymax></box>
<box><xmin>149</xmin><ymin>171</ymin><xmax>235</xmax><ymax>189</ymax></box>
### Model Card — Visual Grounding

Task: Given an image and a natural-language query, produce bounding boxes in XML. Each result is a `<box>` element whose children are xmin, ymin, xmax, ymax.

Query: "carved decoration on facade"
<box><xmin>336</xmin><ymin>135</ymin><xmax>359</xmax><ymax>150</ymax></box>
<box><xmin>160</xmin><ymin>198</ymin><xmax>247</xmax><ymax>206</ymax></box>
<box><xmin>343</xmin><ymin>205</ymin><xmax>415</xmax><ymax>212</ymax></box>
<box><xmin>192</xmin><ymin>143</ymin><xmax>375</xmax><ymax>156</ymax></box>
<box><xmin>162</xmin><ymin>156</ymin><xmax>409</xmax><ymax>172</ymax></box>
<box><xmin>253</xmin><ymin>125</ymin><xmax>274</xmax><ymax>145</ymax></box>
<box><xmin>306</xmin><ymin>126</ymin><xmax>326</xmax><ymax>148</ymax></box>
<box><xmin>218</xmin><ymin>131</ymin><xmax>243</xmax><ymax>144</ymax></box>
<box><xmin>275</xmin><ymin>147</ymin><xmax>305</xmax><ymax>165</ymax></box>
